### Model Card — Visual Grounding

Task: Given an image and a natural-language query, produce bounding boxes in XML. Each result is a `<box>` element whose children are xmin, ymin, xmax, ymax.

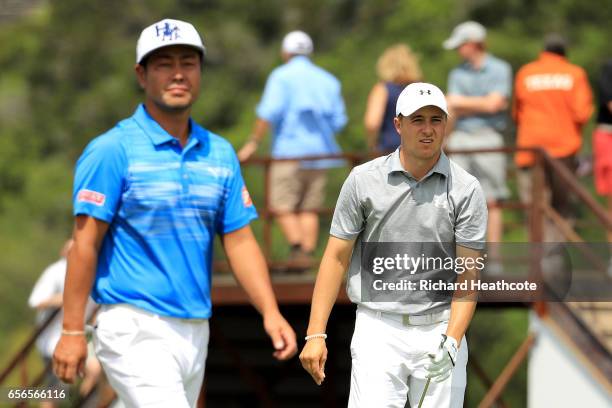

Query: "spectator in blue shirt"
<box><xmin>53</xmin><ymin>19</ymin><xmax>297</xmax><ymax>407</ymax></box>
<box><xmin>238</xmin><ymin>30</ymin><xmax>347</xmax><ymax>266</ymax></box>
<box><xmin>443</xmin><ymin>21</ymin><xmax>512</xmax><ymax>267</ymax></box>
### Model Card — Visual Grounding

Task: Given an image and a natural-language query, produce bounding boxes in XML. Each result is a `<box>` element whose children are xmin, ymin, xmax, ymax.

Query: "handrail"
<box><xmin>542</xmin><ymin>150</ymin><xmax>612</xmax><ymax>231</ymax></box>
<box><xmin>0</xmin><ymin>307</ymin><xmax>60</xmax><ymax>385</ymax></box>
<box><xmin>238</xmin><ymin>147</ymin><xmax>611</xmax><ymax>271</ymax></box>
<box><xmin>478</xmin><ymin>334</ymin><xmax>536</xmax><ymax>408</ymax></box>
<box><xmin>4</xmin><ymin>146</ymin><xmax>611</xmax><ymax>406</ymax></box>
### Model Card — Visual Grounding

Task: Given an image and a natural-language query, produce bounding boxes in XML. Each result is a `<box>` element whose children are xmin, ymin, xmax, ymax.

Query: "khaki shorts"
<box><xmin>269</xmin><ymin>161</ymin><xmax>327</xmax><ymax>212</ymax></box>
<box><xmin>446</xmin><ymin>128</ymin><xmax>509</xmax><ymax>201</ymax></box>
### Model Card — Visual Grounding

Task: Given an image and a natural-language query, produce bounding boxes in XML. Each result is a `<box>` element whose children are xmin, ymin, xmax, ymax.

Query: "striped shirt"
<box><xmin>73</xmin><ymin>104</ymin><xmax>257</xmax><ymax>318</ymax></box>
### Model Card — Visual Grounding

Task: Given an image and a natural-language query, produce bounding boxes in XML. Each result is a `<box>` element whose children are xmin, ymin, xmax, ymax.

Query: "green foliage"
<box><xmin>1</xmin><ymin>0</ymin><xmax>610</xmax><ymax>402</ymax></box>
<box><xmin>466</xmin><ymin>308</ymin><xmax>529</xmax><ymax>407</ymax></box>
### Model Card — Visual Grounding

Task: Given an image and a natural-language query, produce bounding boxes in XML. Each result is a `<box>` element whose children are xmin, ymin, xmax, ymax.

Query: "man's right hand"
<box><xmin>53</xmin><ymin>334</ymin><xmax>88</xmax><ymax>384</ymax></box>
<box><xmin>299</xmin><ymin>338</ymin><xmax>327</xmax><ymax>385</ymax></box>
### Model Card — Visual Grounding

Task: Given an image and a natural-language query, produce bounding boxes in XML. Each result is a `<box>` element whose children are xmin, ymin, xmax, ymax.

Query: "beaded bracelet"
<box><xmin>304</xmin><ymin>333</ymin><xmax>327</xmax><ymax>341</ymax></box>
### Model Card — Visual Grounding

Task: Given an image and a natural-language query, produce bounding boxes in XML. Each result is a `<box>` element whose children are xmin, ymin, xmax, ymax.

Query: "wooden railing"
<box><xmin>3</xmin><ymin>147</ymin><xmax>611</xmax><ymax>407</ymax></box>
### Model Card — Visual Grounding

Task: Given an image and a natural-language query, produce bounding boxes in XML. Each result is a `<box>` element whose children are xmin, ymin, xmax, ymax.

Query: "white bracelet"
<box><xmin>62</xmin><ymin>329</ymin><xmax>86</xmax><ymax>336</ymax></box>
<box><xmin>305</xmin><ymin>333</ymin><xmax>327</xmax><ymax>341</ymax></box>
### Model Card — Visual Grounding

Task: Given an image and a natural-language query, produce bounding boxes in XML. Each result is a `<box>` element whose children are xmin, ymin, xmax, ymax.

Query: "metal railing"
<box><xmin>3</xmin><ymin>146</ymin><xmax>611</xmax><ymax>407</ymax></box>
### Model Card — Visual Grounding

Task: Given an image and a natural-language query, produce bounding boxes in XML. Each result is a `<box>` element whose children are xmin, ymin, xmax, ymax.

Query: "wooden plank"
<box><xmin>212</xmin><ymin>276</ymin><xmax>351</xmax><ymax>305</ymax></box>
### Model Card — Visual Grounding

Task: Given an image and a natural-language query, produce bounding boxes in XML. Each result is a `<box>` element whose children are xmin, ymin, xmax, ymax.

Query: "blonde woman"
<box><xmin>364</xmin><ymin>44</ymin><xmax>423</xmax><ymax>153</ymax></box>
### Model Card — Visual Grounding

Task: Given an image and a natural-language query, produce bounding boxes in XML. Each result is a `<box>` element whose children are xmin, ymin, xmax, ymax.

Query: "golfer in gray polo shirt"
<box><xmin>299</xmin><ymin>82</ymin><xmax>487</xmax><ymax>407</ymax></box>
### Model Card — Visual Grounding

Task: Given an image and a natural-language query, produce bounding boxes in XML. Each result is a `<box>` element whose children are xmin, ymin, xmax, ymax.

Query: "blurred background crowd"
<box><xmin>1</xmin><ymin>0</ymin><xmax>611</xmax><ymax>406</ymax></box>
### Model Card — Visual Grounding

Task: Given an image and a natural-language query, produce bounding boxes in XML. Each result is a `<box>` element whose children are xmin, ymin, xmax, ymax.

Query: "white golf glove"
<box><xmin>424</xmin><ymin>334</ymin><xmax>458</xmax><ymax>382</ymax></box>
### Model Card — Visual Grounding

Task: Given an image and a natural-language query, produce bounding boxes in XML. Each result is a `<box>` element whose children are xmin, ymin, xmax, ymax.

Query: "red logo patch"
<box><xmin>77</xmin><ymin>189</ymin><xmax>106</xmax><ymax>206</ymax></box>
<box><xmin>241</xmin><ymin>186</ymin><xmax>253</xmax><ymax>207</ymax></box>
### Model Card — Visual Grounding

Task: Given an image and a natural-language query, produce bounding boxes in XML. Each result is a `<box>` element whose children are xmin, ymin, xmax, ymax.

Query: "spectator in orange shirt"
<box><xmin>513</xmin><ymin>34</ymin><xmax>594</xmax><ymax>239</ymax></box>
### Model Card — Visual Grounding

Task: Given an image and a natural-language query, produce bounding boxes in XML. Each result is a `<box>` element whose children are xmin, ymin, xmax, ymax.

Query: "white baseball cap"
<box><xmin>396</xmin><ymin>82</ymin><xmax>449</xmax><ymax>117</ymax></box>
<box><xmin>281</xmin><ymin>30</ymin><xmax>313</xmax><ymax>55</ymax></box>
<box><xmin>136</xmin><ymin>19</ymin><xmax>206</xmax><ymax>64</ymax></box>
<box><xmin>443</xmin><ymin>21</ymin><xmax>486</xmax><ymax>50</ymax></box>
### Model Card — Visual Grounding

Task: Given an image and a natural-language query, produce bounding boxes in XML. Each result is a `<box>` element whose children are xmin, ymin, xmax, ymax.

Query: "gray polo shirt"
<box><xmin>331</xmin><ymin>149</ymin><xmax>487</xmax><ymax>314</ymax></box>
<box><xmin>448</xmin><ymin>53</ymin><xmax>512</xmax><ymax>133</ymax></box>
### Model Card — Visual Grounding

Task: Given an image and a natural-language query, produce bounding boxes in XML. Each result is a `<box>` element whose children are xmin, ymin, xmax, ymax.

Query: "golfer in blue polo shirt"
<box><xmin>53</xmin><ymin>19</ymin><xmax>297</xmax><ymax>407</ymax></box>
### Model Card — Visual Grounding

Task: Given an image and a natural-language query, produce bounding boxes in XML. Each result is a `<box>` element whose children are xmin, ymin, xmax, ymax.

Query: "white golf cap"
<box><xmin>443</xmin><ymin>21</ymin><xmax>486</xmax><ymax>50</ymax></box>
<box><xmin>396</xmin><ymin>82</ymin><xmax>449</xmax><ymax>117</ymax></box>
<box><xmin>136</xmin><ymin>19</ymin><xmax>205</xmax><ymax>64</ymax></box>
<box><xmin>281</xmin><ymin>30</ymin><xmax>313</xmax><ymax>55</ymax></box>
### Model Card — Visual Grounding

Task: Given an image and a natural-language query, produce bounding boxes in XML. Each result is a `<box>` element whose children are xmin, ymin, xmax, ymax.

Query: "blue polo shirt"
<box><xmin>73</xmin><ymin>104</ymin><xmax>257</xmax><ymax>319</ymax></box>
<box><xmin>447</xmin><ymin>53</ymin><xmax>512</xmax><ymax>132</ymax></box>
<box><xmin>256</xmin><ymin>55</ymin><xmax>347</xmax><ymax>168</ymax></box>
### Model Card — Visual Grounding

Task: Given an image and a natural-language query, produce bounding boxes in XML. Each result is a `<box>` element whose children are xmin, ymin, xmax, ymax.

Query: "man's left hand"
<box><xmin>263</xmin><ymin>311</ymin><xmax>298</xmax><ymax>360</ymax></box>
<box><xmin>424</xmin><ymin>334</ymin><xmax>459</xmax><ymax>382</ymax></box>
<box><xmin>237</xmin><ymin>140</ymin><xmax>258</xmax><ymax>162</ymax></box>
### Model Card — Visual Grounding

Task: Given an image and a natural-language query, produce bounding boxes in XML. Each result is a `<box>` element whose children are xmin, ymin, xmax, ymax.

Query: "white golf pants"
<box><xmin>93</xmin><ymin>304</ymin><xmax>209</xmax><ymax>408</ymax></box>
<box><xmin>348</xmin><ymin>306</ymin><xmax>468</xmax><ymax>408</ymax></box>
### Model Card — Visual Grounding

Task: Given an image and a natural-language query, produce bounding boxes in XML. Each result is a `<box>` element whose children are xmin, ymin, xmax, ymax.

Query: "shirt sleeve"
<box><xmin>454</xmin><ymin>180</ymin><xmax>488</xmax><ymax>250</ymax></box>
<box><xmin>330</xmin><ymin>170</ymin><xmax>364</xmax><ymax>240</ymax></box>
<box><xmin>73</xmin><ymin>135</ymin><xmax>127</xmax><ymax>223</ymax></box>
<box><xmin>488</xmin><ymin>61</ymin><xmax>512</xmax><ymax>98</ymax></box>
<box><xmin>331</xmin><ymin>83</ymin><xmax>348</xmax><ymax>133</ymax></box>
<box><xmin>216</xmin><ymin>151</ymin><xmax>258</xmax><ymax>235</ymax></box>
<box><xmin>447</xmin><ymin>69</ymin><xmax>462</xmax><ymax>95</ymax></box>
<box><xmin>28</xmin><ymin>260</ymin><xmax>65</xmax><ymax>308</ymax></box>
<box><xmin>511</xmin><ymin>69</ymin><xmax>524</xmax><ymax>122</ymax></box>
<box><xmin>256</xmin><ymin>71</ymin><xmax>286</xmax><ymax>125</ymax></box>
<box><xmin>572</xmin><ymin>68</ymin><xmax>594</xmax><ymax>125</ymax></box>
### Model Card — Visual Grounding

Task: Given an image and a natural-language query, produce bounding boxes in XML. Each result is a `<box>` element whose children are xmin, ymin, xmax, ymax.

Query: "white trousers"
<box><xmin>348</xmin><ymin>306</ymin><xmax>468</xmax><ymax>408</ymax></box>
<box><xmin>93</xmin><ymin>304</ymin><xmax>209</xmax><ymax>408</ymax></box>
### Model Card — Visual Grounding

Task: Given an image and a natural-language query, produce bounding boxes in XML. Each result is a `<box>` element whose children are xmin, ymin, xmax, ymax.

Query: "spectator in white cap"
<box><xmin>281</xmin><ymin>30</ymin><xmax>314</xmax><ymax>56</ymax></box>
<box><xmin>300</xmin><ymin>82</ymin><xmax>485</xmax><ymax>407</ymax></box>
<box><xmin>239</xmin><ymin>30</ymin><xmax>347</xmax><ymax>271</ymax></box>
<box><xmin>53</xmin><ymin>18</ymin><xmax>297</xmax><ymax>407</ymax></box>
<box><xmin>443</xmin><ymin>21</ymin><xmax>512</xmax><ymax>272</ymax></box>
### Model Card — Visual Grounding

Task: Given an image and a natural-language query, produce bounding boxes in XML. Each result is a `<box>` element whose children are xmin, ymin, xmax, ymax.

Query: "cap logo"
<box><xmin>419</xmin><ymin>90</ymin><xmax>432</xmax><ymax>95</ymax></box>
<box><xmin>155</xmin><ymin>22</ymin><xmax>181</xmax><ymax>41</ymax></box>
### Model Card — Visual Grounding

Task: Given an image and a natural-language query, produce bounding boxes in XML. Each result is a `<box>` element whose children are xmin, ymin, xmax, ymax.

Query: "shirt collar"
<box><xmin>463</xmin><ymin>53</ymin><xmax>493</xmax><ymax>72</ymax></box>
<box><xmin>387</xmin><ymin>148</ymin><xmax>450</xmax><ymax>180</ymax></box>
<box><xmin>287</xmin><ymin>55</ymin><xmax>311</xmax><ymax>65</ymax></box>
<box><xmin>132</xmin><ymin>104</ymin><xmax>203</xmax><ymax>147</ymax></box>
<box><xmin>539</xmin><ymin>51</ymin><xmax>566</xmax><ymax>62</ymax></box>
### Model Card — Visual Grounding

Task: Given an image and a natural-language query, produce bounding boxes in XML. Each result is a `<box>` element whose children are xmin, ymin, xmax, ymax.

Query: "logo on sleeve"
<box><xmin>241</xmin><ymin>186</ymin><xmax>253</xmax><ymax>207</ymax></box>
<box><xmin>77</xmin><ymin>189</ymin><xmax>106</xmax><ymax>206</ymax></box>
